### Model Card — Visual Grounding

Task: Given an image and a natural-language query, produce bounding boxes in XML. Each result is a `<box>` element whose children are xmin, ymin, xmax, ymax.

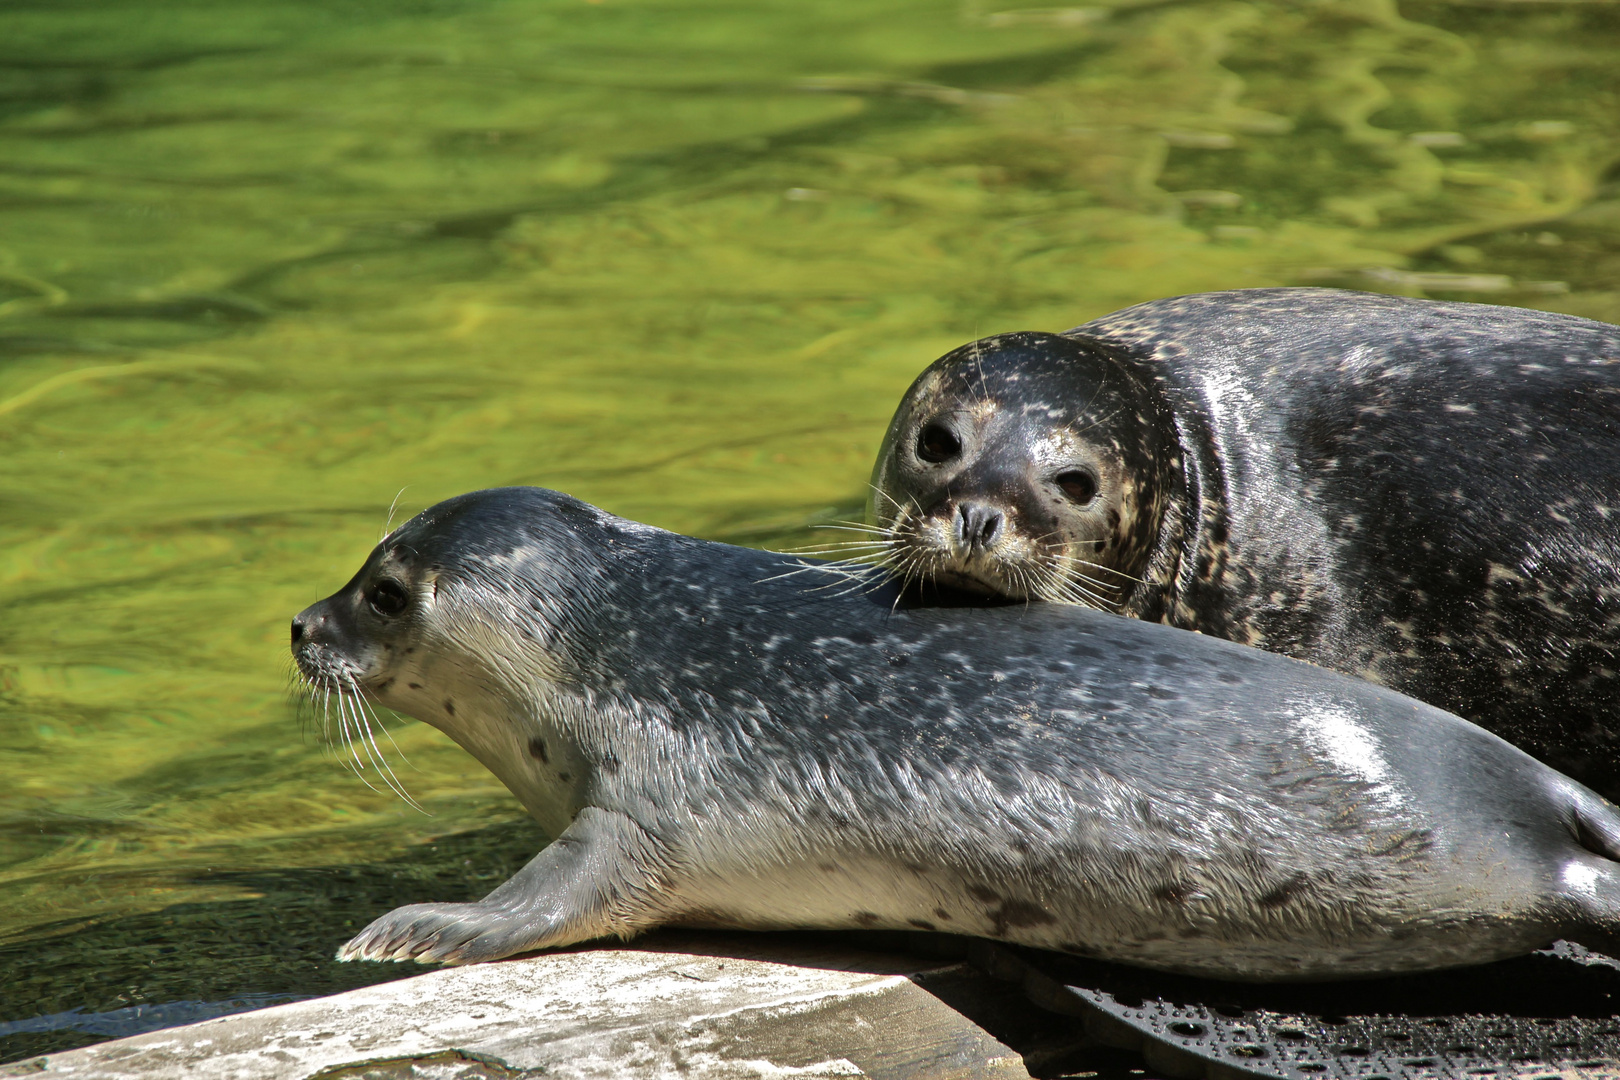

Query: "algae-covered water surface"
<box><xmin>1</xmin><ymin>0</ymin><xmax>1618</xmax><ymax>1061</ymax></box>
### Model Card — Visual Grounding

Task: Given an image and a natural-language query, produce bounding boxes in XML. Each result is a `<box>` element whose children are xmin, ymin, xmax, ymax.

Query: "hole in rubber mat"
<box><xmin>1014</xmin><ymin>941</ymin><xmax>1620</xmax><ymax>1080</ymax></box>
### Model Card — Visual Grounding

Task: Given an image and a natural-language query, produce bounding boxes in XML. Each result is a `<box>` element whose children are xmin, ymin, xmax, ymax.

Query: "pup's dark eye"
<box><xmin>916</xmin><ymin>422</ymin><xmax>961</xmax><ymax>464</ymax></box>
<box><xmin>367</xmin><ymin>579</ymin><xmax>410</xmax><ymax>617</ymax></box>
<box><xmin>1056</xmin><ymin>470</ymin><xmax>1098</xmax><ymax>505</ymax></box>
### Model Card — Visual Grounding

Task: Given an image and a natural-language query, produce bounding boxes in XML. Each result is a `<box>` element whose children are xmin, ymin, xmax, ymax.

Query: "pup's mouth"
<box><xmin>294</xmin><ymin>642</ymin><xmax>368</xmax><ymax>690</ymax></box>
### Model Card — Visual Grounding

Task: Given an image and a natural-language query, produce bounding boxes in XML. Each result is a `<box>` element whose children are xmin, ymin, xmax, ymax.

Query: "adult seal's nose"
<box><xmin>955</xmin><ymin>502</ymin><xmax>1004</xmax><ymax>553</ymax></box>
<box><xmin>291</xmin><ymin>614</ymin><xmax>307</xmax><ymax>645</ymax></box>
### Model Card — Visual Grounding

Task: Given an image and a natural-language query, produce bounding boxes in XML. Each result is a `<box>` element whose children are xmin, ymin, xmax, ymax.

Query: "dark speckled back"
<box><xmin>487</xmin><ymin>491</ymin><xmax>1533</xmax><ymax>835</ymax></box>
<box><xmin>1073</xmin><ymin>288</ymin><xmax>1620</xmax><ymax>796</ymax></box>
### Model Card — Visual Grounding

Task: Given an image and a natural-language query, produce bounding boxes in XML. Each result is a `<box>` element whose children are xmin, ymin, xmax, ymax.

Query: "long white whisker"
<box><xmin>805</xmin><ymin>524</ymin><xmax>891</xmax><ymax>536</ymax></box>
<box><xmin>1042</xmin><ymin>559</ymin><xmax>1117</xmax><ymax>608</ymax></box>
<box><xmin>755</xmin><ymin>559</ymin><xmax>874</xmax><ymax>585</ymax></box>
<box><xmin>1050</xmin><ymin>556</ymin><xmax>1142</xmax><ymax>584</ymax></box>
<box><xmin>810</xmin><ymin>566</ymin><xmax>892</xmax><ymax>596</ymax></box>
<box><xmin>382</xmin><ymin>487</ymin><xmax>409</xmax><ymax>541</ymax></box>
<box><xmin>336</xmin><ymin>693</ymin><xmax>381</xmax><ymax>792</ymax></box>
<box><xmin>360</xmin><ymin>696</ymin><xmax>418</xmax><ymax>772</ymax></box>
<box><xmin>867</xmin><ymin>482</ymin><xmax>906</xmax><ymax>513</ymax></box>
<box><xmin>817</xmin><ymin>517</ymin><xmax>890</xmax><ymax>530</ymax></box>
<box><xmin>351</xmin><ymin>687</ymin><xmax>427</xmax><ymax>813</ymax></box>
<box><xmin>774</xmin><ymin>542</ymin><xmax>894</xmax><ymax>556</ymax></box>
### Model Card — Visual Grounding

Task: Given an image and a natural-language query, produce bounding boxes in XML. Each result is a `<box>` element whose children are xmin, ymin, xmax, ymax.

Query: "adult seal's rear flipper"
<box><xmin>337</xmin><ymin>807</ymin><xmax>669</xmax><ymax>965</ymax></box>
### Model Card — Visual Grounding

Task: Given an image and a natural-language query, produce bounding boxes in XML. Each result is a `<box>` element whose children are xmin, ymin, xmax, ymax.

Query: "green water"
<box><xmin>1</xmin><ymin>0</ymin><xmax>1618</xmax><ymax>1060</ymax></box>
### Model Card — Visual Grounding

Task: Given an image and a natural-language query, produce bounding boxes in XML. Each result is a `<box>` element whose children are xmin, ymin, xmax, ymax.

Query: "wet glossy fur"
<box><xmin>869</xmin><ymin>289</ymin><xmax>1620</xmax><ymax>798</ymax></box>
<box><xmin>294</xmin><ymin>487</ymin><xmax>1620</xmax><ymax>980</ymax></box>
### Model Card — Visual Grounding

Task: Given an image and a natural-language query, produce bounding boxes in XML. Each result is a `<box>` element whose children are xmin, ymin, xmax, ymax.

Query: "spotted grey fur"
<box><xmin>868</xmin><ymin>288</ymin><xmax>1620</xmax><ymax>799</ymax></box>
<box><xmin>292</xmin><ymin>486</ymin><xmax>1620</xmax><ymax>979</ymax></box>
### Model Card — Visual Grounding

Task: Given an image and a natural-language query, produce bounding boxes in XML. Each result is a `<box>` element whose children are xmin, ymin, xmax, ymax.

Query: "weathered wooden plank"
<box><xmin>0</xmin><ymin>934</ymin><xmax>1052</xmax><ymax>1080</ymax></box>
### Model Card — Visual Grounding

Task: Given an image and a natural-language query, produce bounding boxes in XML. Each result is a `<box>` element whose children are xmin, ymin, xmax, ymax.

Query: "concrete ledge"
<box><xmin>2</xmin><ymin>934</ymin><xmax>1058</xmax><ymax>1080</ymax></box>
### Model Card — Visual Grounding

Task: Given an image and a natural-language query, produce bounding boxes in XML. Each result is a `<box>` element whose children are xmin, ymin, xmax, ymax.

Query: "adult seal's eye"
<box><xmin>916</xmin><ymin>422</ymin><xmax>962</xmax><ymax>464</ymax></box>
<box><xmin>1056</xmin><ymin>470</ymin><xmax>1098</xmax><ymax>505</ymax></box>
<box><xmin>367</xmin><ymin>579</ymin><xmax>410</xmax><ymax>617</ymax></box>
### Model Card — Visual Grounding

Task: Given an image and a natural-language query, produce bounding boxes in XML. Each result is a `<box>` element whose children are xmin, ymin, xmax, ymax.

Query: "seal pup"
<box><xmin>866</xmin><ymin>288</ymin><xmax>1620</xmax><ymax>798</ymax></box>
<box><xmin>292</xmin><ymin>486</ymin><xmax>1620</xmax><ymax>980</ymax></box>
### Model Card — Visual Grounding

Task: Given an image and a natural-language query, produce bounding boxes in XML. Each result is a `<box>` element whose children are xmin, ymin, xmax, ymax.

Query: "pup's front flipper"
<box><xmin>337</xmin><ymin>806</ymin><xmax>665</xmax><ymax>965</ymax></box>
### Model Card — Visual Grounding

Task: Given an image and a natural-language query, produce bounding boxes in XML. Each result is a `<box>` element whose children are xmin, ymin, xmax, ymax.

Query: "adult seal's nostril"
<box><xmin>954</xmin><ymin>503</ymin><xmax>1003</xmax><ymax>553</ymax></box>
<box><xmin>291</xmin><ymin>616</ymin><xmax>306</xmax><ymax>645</ymax></box>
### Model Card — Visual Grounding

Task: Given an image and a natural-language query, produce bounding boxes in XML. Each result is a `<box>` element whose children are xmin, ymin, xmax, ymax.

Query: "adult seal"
<box><xmin>292</xmin><ymin>486</ymin><xmax>1620</xmax><ymax>979</ymax></box>
<box><xmin>867</xmin><ymin>288</ymin><xmax>1620</xmax><ymax>798</ymax></box>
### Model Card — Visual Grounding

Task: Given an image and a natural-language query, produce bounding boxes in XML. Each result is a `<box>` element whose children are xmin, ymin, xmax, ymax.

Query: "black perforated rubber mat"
<box><xmin>980</xmin><ymin>942</ymin><xmax>1620</xmax><ymax>1080</ymax></box>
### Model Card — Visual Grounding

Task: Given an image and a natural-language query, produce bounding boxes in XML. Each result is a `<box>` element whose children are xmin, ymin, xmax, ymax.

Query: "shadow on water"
<box><xmin>0</xmin><ymin>818</ymin><xmax>546</xmax><ymax>1065</ymax></box>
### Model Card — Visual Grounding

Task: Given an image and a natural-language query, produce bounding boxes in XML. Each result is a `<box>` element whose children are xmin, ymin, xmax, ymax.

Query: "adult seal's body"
<box><xmin>867</xmin><ymin>288</ymin><xmax>1620</xmax><ymax>797</ymax></box>
<box><xmin>292</xmin><ymin>486</ymin><xmax>1620</xmax><ymax>979</ymax></box>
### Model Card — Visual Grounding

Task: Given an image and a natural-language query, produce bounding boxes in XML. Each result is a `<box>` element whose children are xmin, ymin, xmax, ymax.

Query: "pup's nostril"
<box><xmin>291</xmin><ymin>617</ymin><xmax>306</xmax><ymax>646</ymax></box>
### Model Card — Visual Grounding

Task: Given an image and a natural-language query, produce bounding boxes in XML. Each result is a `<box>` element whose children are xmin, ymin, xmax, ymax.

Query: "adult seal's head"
<box><xmin>867</xmin><ymin>331</ymin><xmax>1181</xmax><ymax>609</ymax></box>
<box><xmin>292</xmin><ymin>486</ymin><xmax>1620</xmax><ymax>980</ymax></box>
